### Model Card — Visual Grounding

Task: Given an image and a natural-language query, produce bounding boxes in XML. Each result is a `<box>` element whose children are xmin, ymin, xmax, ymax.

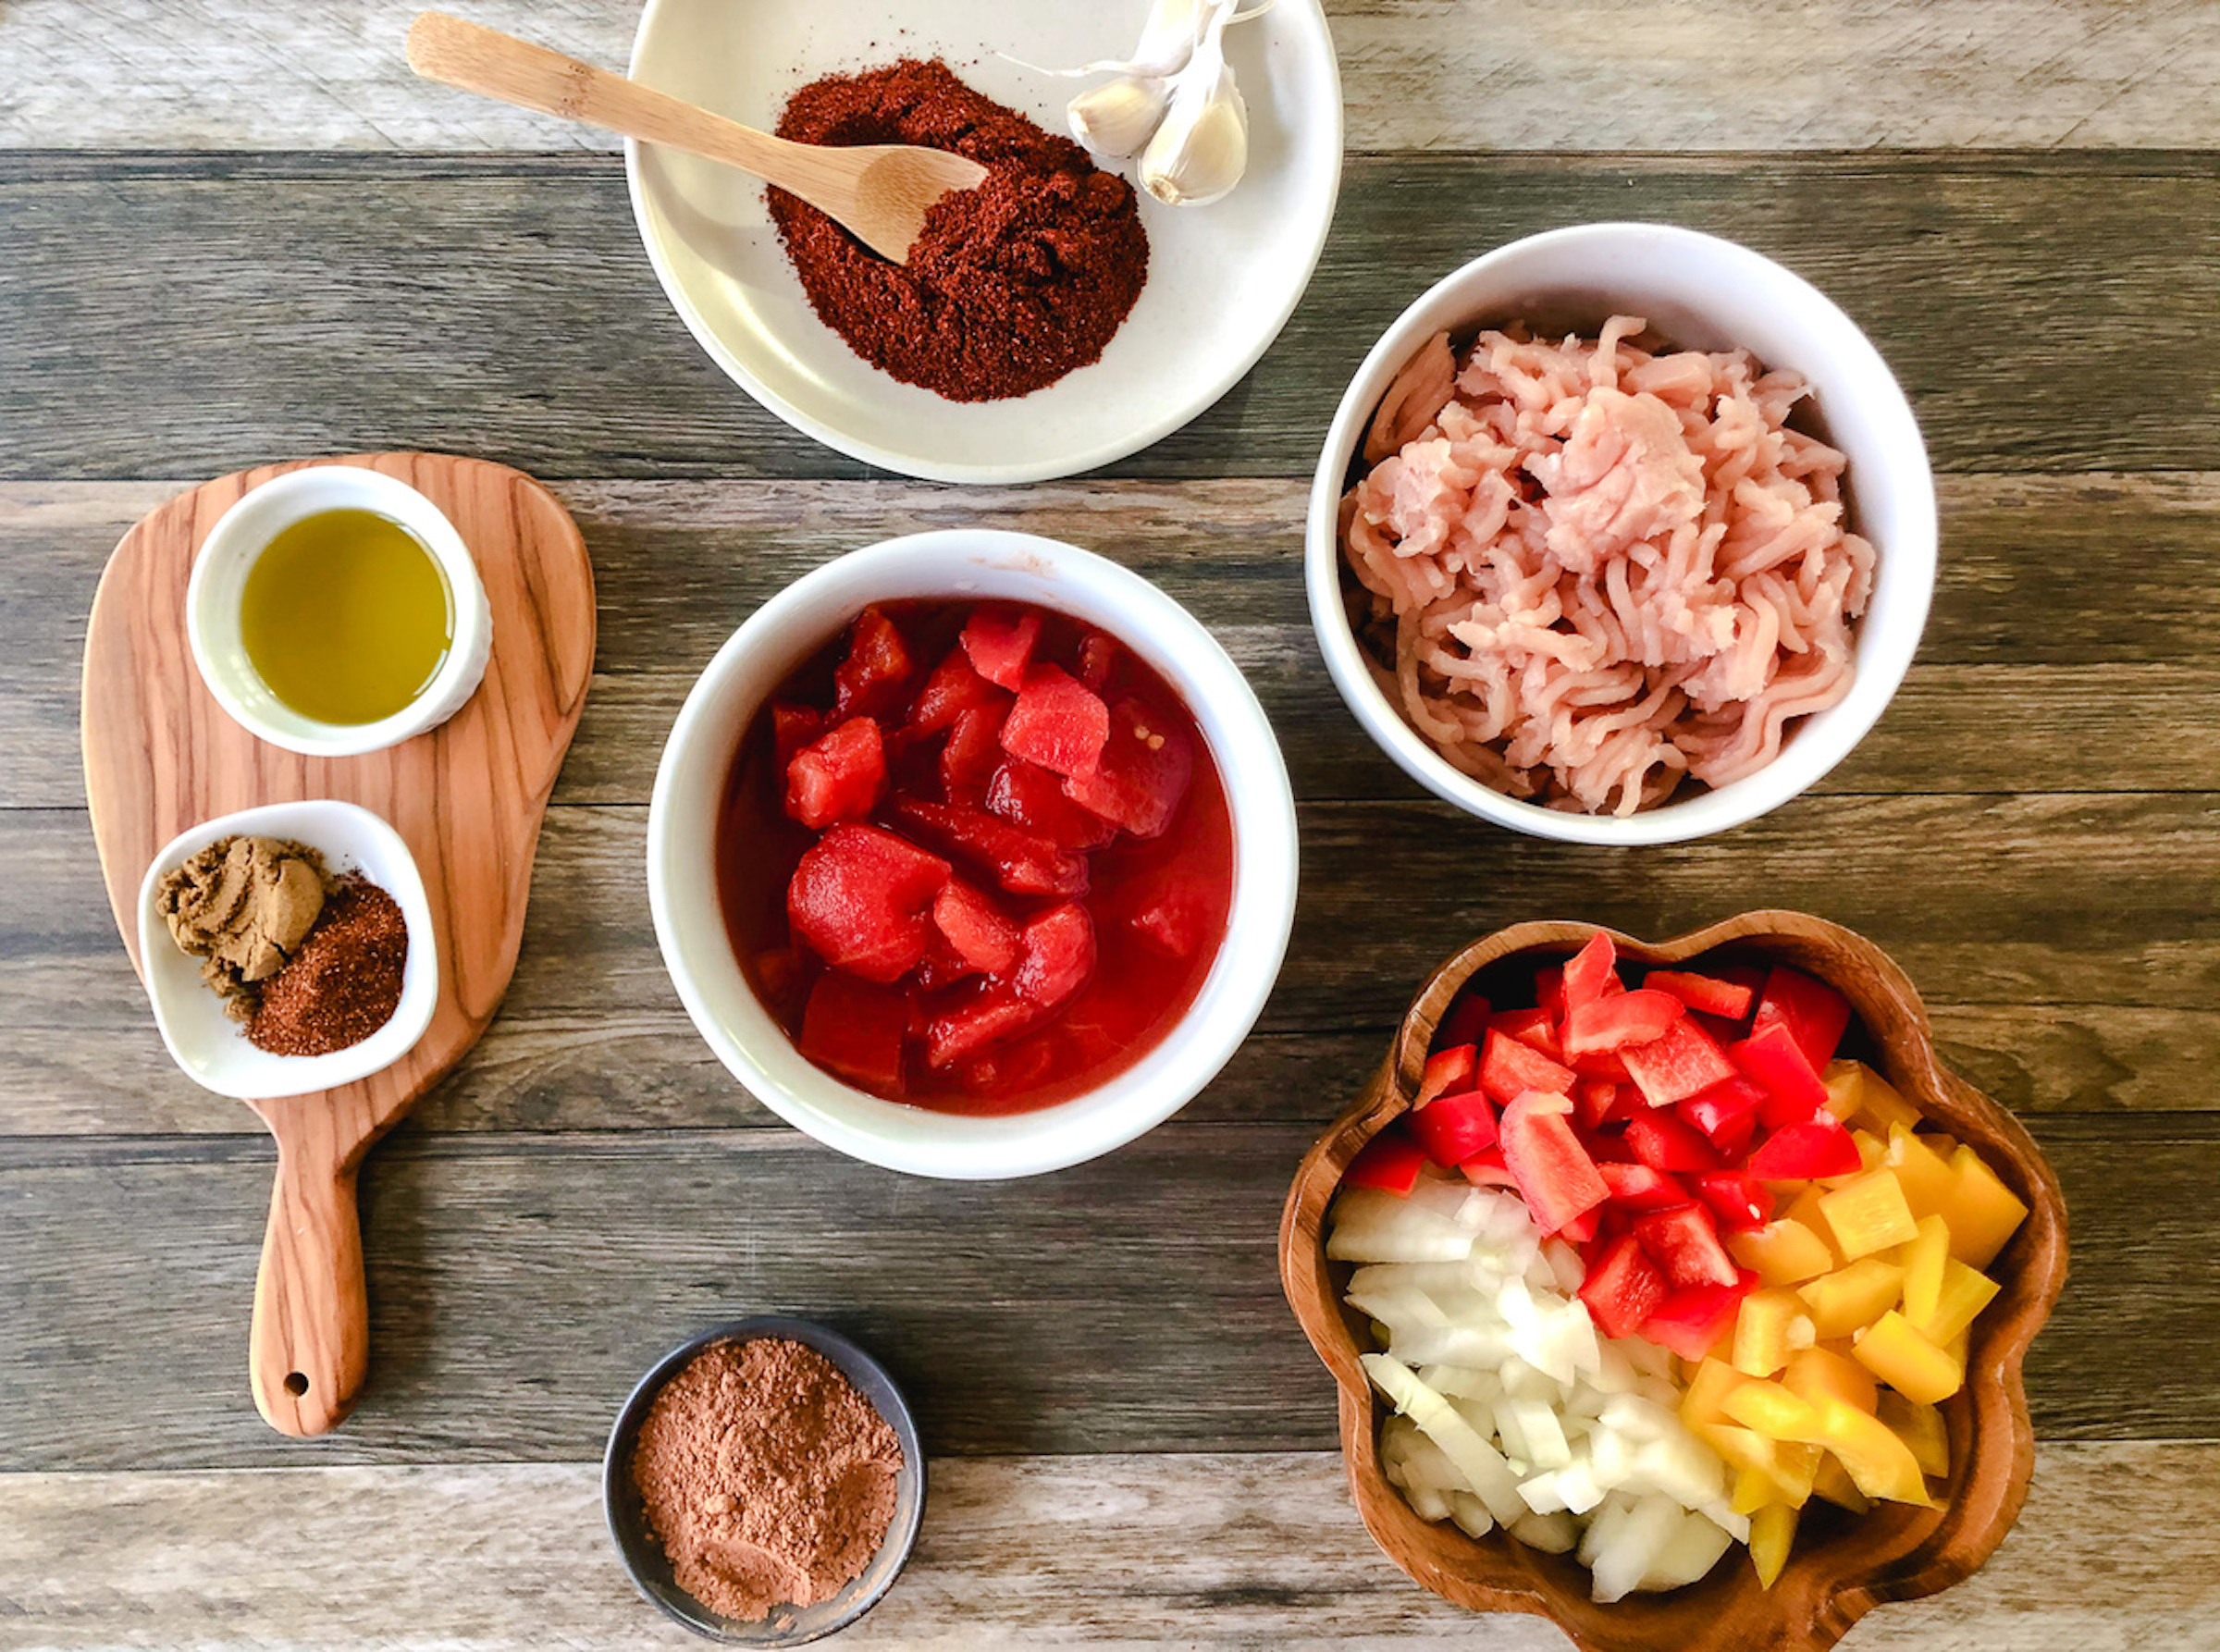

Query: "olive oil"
<box><xmin>239</xmin><ymin>509</ymin><xmax>453</xmax><ymax>725</ymax></box>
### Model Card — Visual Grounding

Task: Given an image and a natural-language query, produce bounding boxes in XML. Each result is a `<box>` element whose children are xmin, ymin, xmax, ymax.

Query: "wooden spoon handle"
<box><xmin>407</xmin><ymin>11</ymin><xmax>808</xmax><ymax>195</ymax></box>
<box><xmin>248</xmin><ymin>1131</ymin><xmax>369</xmax><ymax>1437</ymax></box>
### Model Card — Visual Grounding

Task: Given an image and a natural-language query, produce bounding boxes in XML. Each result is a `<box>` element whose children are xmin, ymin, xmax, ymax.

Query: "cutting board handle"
<box><xmin>248</xmin><ymin>1117</ymin><xmax>370</xmax><ymax>1436</ymax></box>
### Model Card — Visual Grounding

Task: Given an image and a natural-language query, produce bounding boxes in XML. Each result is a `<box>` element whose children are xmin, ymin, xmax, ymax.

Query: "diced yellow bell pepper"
<box><xmin>1770</xmin><ymin>1439</ymin><xmax>1822</xmax><ymax>1506</ymax></box>
<box><xmin>1818</xmin><ymin>1129</ymin><xmax>1889</xmax><ymax>1190</ymax></box>
<box><xmin>1896</xmin><ymin>1214</ymin><xmax>1952</xmax><ymax>1328</ymax></box>
<box><xmin>1819</xmin><ymin>1170</ymin><xmax>1920</xmax><ymax>1259</ymax></box>
<box><xmin>1750</xmin><ymin>1502</ymin><xmax>1799</xmax><ymax>1589</ymax></box>
<box><xmin>1799</xmin><ymin>1258</ymin><xmax>1906</xmax><ymax>1339</ymax></box>
<box><xmin>1681</xmin><ymin>1356</ymin><xmax>1745</xmax><ymax>1429</ymax></box>
<box><xmin>1730</xmin><ymin>1461</ymin><xmax>1779</xmax><ymax>1516</ymax></box>
<box><xmin>1940</xmin><ymin>1145</ymin><xmax>2029</xmax><ymax>1269</ymax></box>
<box><xmin>1810</xmin><ymin>1451</ymin><xmax>1872</xmax><ymax>1512</ymax></box>
<box><xmin>1879</xmin><ymin>1390</ymin><xmax>1951</xmax><ymax>1479</ymax></box>
<box><xmin>1823</xmin><ymin>1059</ymin><xmax>1924</xmax><ymax>1133</ymax></box>
<box><xmin>1733</xmin><ymin>1288</ymin><xmax>1819</xmax><ymax>1377</ymax></box>
<box><xmin>1697</xmin><ymin>1420</ymin><xmax>1774</xmax><ymax>1476</ymax></box>
<box><xmin>1729</xmin><ymin>1218</ymin><xmax>1837</xmax><ymax>1287</ymax></box>
<box><xmin>1853</xmin><ymin>1310</ymin><xmax>1964</xmax><ymax>1404</ymax></box>
<box><xmin>1722</xmin><ymin>1377</ymin><xmax>1822</xmax><ymax>1443</ymax></box>
<box><xmin>1783</xmin><ymin>1345</ymin><xmax>1878</xmax><ymax>1415</ymax></box>
<box><xmin>1700</xmin><ymin>1421</ymin><xmax>1818</xmax><ymax>1510</ymax></box>
<box><xmin>1811</xmin><ymin>1397</ymin><xmax>1934</xmax><ymax>1506</ymax></box>
<box><xmin>1780</xmin><ymin>1184</ymin><xmax>1838</xmax><ymax>1244</ymax></box>
<box><xmin>1884</xmin><ymin>1125</ymin><xmax>1957</xmax><ymax>1222</ymax></box>
<box><xmin>1911</xmin><ymin>1258</ymin><xmax>2002</xmax><ymax>1345</ymax></box>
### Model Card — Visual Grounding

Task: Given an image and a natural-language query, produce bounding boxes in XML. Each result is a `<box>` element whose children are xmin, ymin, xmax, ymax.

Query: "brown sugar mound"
<box><xmin>631</xmin><ymin>1337</ymin><xmax>904</xmax><ymax>1622</ymax></box>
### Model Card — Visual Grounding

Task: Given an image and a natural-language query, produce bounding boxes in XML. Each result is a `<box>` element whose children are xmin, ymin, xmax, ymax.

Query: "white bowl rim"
<box><xmin>1304</xmin><ymin>220</ymin><xmax>1938</xmax><ymax>846</ymax></box>
<box><xmin>134</xmin><ymin>798</ymin><xmax>440</xmax><ymax>1101</ymax></box>
<box><xmin>184</xmin><ymin>465</ymin><xmax>492</xmax><ymax>759</ymax></box>
<box><xmin>647</xmin><ymin>529</ymin><xmax>1300</xmax><ymax>1178</ymax></box>
<box><xmin>621</xmin><ymin>0</ymin><xmax>1347</xmax><ymax>486</ymax></box>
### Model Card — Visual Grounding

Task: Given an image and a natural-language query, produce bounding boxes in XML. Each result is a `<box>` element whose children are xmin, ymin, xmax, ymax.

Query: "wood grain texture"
<box><xmin>8</xmin><ymin>472</ymin><xmax>2220</xmax><ymax>810</ymax></box>
<box><xmin>4</xmin><ymin>0</ymin><xmax>2215</xmax><ymax>153</ymax></box>
<box><xmin>1</xmin><ymin>1447</ymin><xmax>2214</xmax><ymax>1650</ymax></box>
<box><xmin>1281</xmin><ymin>915</ymin><xmax>2066</xmax><ymax>1652</ymax></box>
<box><xmin>2</xmin><ymin>153</ymin><xmax>2214</xmax><ymax>481</ymax></box>
<box><xmin>80</xmin><ymin>453</ymin><xmax>597</xmax><ymax>1434</ymax></box>
<box><xmin>0</xmin><ymin>1116</ymin><xmax>2205</xmax><ymax>1470</ymax></box>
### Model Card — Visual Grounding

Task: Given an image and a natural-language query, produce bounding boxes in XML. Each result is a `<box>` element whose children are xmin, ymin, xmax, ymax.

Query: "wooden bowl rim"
<box><xmin>1277</xmin><ymin>909</ymin><xmax>2069</xmax><ymax>1652</ymax></box>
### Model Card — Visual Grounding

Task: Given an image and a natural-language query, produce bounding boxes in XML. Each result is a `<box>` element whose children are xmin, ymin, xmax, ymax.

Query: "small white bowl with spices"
<box><xmin>136</xmin><ymin>799</ymin><xmax>439</xmax><ymax>1100</ymax></box>
<box><xmin>186</xmin><ymin>465</ymin><xmax>493</xmax><ymax>758</ymax></box>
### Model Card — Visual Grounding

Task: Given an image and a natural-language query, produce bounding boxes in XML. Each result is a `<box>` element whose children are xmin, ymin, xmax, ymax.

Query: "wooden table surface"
<box><xmin>4</xmin><ymin>3</ymin><xmax>2216</xmax><ymax>1647</ymax></box>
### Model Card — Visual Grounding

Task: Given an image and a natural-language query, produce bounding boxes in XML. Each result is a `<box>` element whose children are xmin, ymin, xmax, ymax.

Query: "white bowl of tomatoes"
<box><xmin>648</xmin><ymin>530</ymin><xmax>1300</xmax><ymax>1179</ymax></box>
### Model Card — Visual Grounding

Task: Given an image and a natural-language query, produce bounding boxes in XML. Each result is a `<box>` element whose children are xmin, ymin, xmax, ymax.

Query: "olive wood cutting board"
<box><xmin>80</xmin><ymin>452</ymin><xmax>596</xmax><ymax>1437</ymax></box>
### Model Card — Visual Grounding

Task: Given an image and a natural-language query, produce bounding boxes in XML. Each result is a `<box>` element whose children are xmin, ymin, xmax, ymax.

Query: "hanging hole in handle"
<box><xmin>285</xmin><ymin>1372</ymin><xmax>310</xmax><ymax>1397</ymax></box>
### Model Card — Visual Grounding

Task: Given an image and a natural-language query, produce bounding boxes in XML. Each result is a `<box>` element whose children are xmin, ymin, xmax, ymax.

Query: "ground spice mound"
<box><xmin>770</xmin><ymin>57</ymin><xmax>1150</xmax><ymax>402</ymax></box>
<box><xmin>246</xmin><ymin>876</ymin><xmax>407</xmax><ymax>1056</ymax></box>
<box><xmin>632</xmin><ymin>1338</ymin><xmax>904</xmax><ymax>1623</ymax></box>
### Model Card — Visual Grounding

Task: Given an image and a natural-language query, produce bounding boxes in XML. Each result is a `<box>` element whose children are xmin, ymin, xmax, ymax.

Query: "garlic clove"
<box><xmin>1138</xmin><ymin>54</ymin><xmax>1247</xmax><ymax>206</ymax></box>
<box><xmin>1068</xmin><ymin>73</ymin><xmax>1170</xmax><ymax>160</ymax></box>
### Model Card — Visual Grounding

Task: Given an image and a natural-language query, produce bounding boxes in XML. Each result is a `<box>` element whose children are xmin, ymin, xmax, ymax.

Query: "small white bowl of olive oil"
<box><xmin>187</xmin><ymin>466</ymin><xmax>493</xmax><ymax>757</ymax></box>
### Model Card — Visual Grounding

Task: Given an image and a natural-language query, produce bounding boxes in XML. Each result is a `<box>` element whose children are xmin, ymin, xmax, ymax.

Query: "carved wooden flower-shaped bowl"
<box><xmin>1279</xmin><ymin>912</ymin><xmax>2067</xmax><ymax>1651</ymax></box>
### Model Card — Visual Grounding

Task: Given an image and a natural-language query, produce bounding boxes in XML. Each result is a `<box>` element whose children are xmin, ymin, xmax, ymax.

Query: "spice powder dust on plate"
<box><xmin>632</xmin><ymin>1338</ymin><xmax>905</xmax><ymax>1624</ymax></box>
<box><xmin>771</xmin><ymin>58</ymin><xmax>1150</xmax><ymax>403</ymax></box>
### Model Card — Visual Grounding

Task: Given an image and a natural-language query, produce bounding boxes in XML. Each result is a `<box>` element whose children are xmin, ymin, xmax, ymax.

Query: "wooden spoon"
<box><xmin>405</xmin><ymin>11</ymin><xmax>988</xmax><ymax>264</ymax></box>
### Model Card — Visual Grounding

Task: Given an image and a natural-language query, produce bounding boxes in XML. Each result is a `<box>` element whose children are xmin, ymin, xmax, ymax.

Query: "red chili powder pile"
<box><xmin>632</xmin><ymin>1338</ymin><xmax>904</xmax><ymax>1623</ymax></box>
<box><xmin>247</xmin><ymin>876</ymin><xmax>407</xmax><ymax>1057</ymax></box>
<box><xmin>770</xmin><ymin>58</ymin><xmax>1150</xmax><ymax>402</ymax></box>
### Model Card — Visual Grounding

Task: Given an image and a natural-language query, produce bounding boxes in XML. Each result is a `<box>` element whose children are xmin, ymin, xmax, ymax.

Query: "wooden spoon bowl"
<box><xmin>1278</xmin><ymin>910</ymin><xmax>2068</xmax><ymax>1652</ymax></box>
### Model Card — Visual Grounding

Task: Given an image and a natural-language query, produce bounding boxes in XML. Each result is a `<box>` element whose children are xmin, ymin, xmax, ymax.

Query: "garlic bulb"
<box><xmin>1068</xmin><ymin>74</ymin><xmax>1171</xmax><ymax>160</ymax></box>
<box><xmin>1137</xmin><ymin>5</ymin><xmax>1248</xmax><ymax>205</ymax></box>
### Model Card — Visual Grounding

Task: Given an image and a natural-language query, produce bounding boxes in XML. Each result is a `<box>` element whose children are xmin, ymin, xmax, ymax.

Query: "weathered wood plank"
<box><xmin>3</xmin><ymin>1445</ymin><xmax>2214</xmax><ymax>1650</ymax></box>
<box><xmin>0</xmin><ymin>1117</ymin><xmax>2207</xmax><ymax>1468</ymax></box>
<box><xmin>4</xmin><ymin>0</ymin><xmax>2214</xmax><ymax>154</ymax></box>
<box><xmin>6</xmin><ymin>475</ymin><xmax>2220</xmax><ymax>810</ymax></box>
<box><xmin>1</xmin><ymin>154</ymin><xmax>2212</xmax><ymax>482</ymax></box>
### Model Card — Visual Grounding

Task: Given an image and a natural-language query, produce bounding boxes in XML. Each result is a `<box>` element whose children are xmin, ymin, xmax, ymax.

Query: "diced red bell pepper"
<box><xmin>1579</xmin><ymin>1233</ymin><xmax>1670</xmax><ymax>1339</ymax></box>
<box><xmin>1745</xmin><ymin>1117</ymin><xmax>1862</xmax><ymax>1180</ymax></box>
<box><xmin>1061</xmin><ymin>697</ymin><xmax>1194</xmax><ymax>839</ymax></box>
<box><xmin>786</xmin><ymin>823</ymin><xmax>951</xmax><ymax>983</ymax></box>
<box><xmin>1729</xmin><ymin>1020</ymin><xmax>1832</xmax><ymax>1120</ymax></box>
<box><xmin>1643</xmin><ymin>968</ymin><xmax>1758</xmax><ymax>1021</ymax></box>
<box><xmin>1417</xmin><ymin>1044</ymin><xmax>1479</xmax><ymax>1107</ymax></box>
<box><xmin>1752</xmin><ymin>965</ymin><xmax>1853</xmax><ymax>1069</ymax></box>
<box><xmin>959</xmin><ymin>607</ymin><xmax>1042</xmax><ymax>692</ymax></box>
<box><xmin>931</xmin><ymin>877</ymin><xmax>1021</xmax><ymax>976</ymax></box>
<box><xmin>985</xmin><ymin>758</ymin><xmax>1118</xmax><ymax>850</ymax></box>
<box><xmin>1692</xmin><ymin>1171</ymin><xmax>1773</xmax><ymax>1233</ymax></box>
<box><xmin>1597</xmin><ymin>1161</ymin><xmax>1689</xmax><ymax>1211</ymax></box>
<box><xmin>941</xmin><ymin>704</ymin><xmax>1007</xmax><ymax>796</ymax></box>
<box><xmin>1568</xmin><ymin>1045</ymin><xmax>1633</xmax><ymax>1081</ymax></box>
<box><xmin>1706</xmin><ymin>1108</ymin><xmax>1759</xmax><ymax>1159</ymax></box>
<box><xmin>1561</xmin><ymin>932</ymin><xmax>1621</xmax><ymax>1013</ymax></box>
<box><xmin>1631</xmin><ymin>1203</ymin><xmax>1741</xmax><ymax>1289</ymax></box>
<box><xmin>999</xmin><ymin>664</ymin><xmax>1111</xmax><ymax>779</ymax></box>
<box><xmin>772</xmin><ymin>702</ymin><xmax>825</xmax><ymax>765</ymax></box>
<box><xmin>1677</xmin><ymin>1076</ymin><xmax>1770</xmax><ymax>1146</ymax></box>
<box><xmin>1498</xmin><ymin>1091</ymin><xmax>1610</xmax><ymax>1233</ymax></box>
<box><xmin>1563</xmin><ymin>988</ymin><xmax>1685</xmax><ymax>1057</ymax></box>
<box><xmin>1584</xmin><ymin>1126</ymin><xmax>1638</xmax><ymax>1165</ymax></box>
<box><xmin>798</xmin><ymin>971</ymin><xmax>910</xmax><ymax>1091</ymax></box>
<box><xmin>1345</xmin><ymin>1127</ymin><xmax>1426</xmax><ymax>1196</ymax></box>
<box><xmin>1436</xmin><ymin>992</ymin><xmax>1492</xmax><ymax>1051</ymax></box>
<box><xmin>1551</xmin><ymin>1207</ymin><xmax>1599</xmax><ymax>1244</ymax></box>
<box><xmin>893</xmin><ymin>797</ymin><xmax>1090</xmax><ymax>898</ymax></box>
<box><xmin>1622</xmin><ymin>1111</ymin><xmax>1725</xmax><ymax>1175</ymax></box>
<box><xmin>784</xmin><ymin>716</ymin><xmax>887</xmax><ymax>830</ymax></box>
<box><xmin>1479</xmin><ymin>1029</ymin><xmax>1577</xmax><ymax>1106</ymax></box>
<box><xmin>1640</xmin><ymin>1272</ymin><xmax>1758</xmax><ymax>1362</ymax></box>
<box><xmin>831</xmin><ymin>606</ymin><xmax>914</xmax><ymax>721</ymax></box>
<box><xmin>1621</xmin><ymin>1016</ymin><xmax>1738</xmax><ymax>1107</ymax></box>
<box><xmin>1574</xmin><ymin>1078</ymin><xmax>1622</xmax><ymax>1130</ymax></box>
<box><xmin>1491</xmin><ymin>1007</ymin><xmax>1564</xmax><ymax>1062</ymax></box>
<box><xmin>1535</xmin><ymin>965</ymin><xmax>1567</xmax><ymax>1022</ymax></box>
<box><xmin>1407</xmin><ymin>1091</ymin><xmax>1498</xmax><ymax>1168</ymax></box>
<box><xmin>911</xmin><ymin>648</ymin><xmax>1009</xmax><ymax>734</ymax></box>
<box><xmin>1458</xmin><ymin>1146</ymin><xmax>1518</xmax><ymax>1190</ymax></box>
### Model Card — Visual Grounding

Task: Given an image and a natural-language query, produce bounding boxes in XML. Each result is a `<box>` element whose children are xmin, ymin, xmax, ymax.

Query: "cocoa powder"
<box><xmin>246</xmin><ymin>875</ymin><xmax>407</xmax><ymax>1056</ymax></box>
<box><xmin>631</xmin><ymin>1337</ymin><xmax>903</xmax><ymax>1623</ymax></box>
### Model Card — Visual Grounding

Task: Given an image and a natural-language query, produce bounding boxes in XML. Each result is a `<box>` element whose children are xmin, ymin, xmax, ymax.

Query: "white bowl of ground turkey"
<box><xmin>1305</xmin><ymin>223</ymin><xmax>1936</xmax><ymax>846</ymax></box>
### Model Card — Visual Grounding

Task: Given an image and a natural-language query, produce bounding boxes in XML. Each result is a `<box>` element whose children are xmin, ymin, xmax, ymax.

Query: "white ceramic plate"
<box><xmin>136</xmin><ymin>800</ymin><xmax>439</xmax><ymax>1100</ymax></box>
<box><xmin>625</xmin><ymin>0</ymin><xmax>1343</xmax><ymax>483</ymax></box>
